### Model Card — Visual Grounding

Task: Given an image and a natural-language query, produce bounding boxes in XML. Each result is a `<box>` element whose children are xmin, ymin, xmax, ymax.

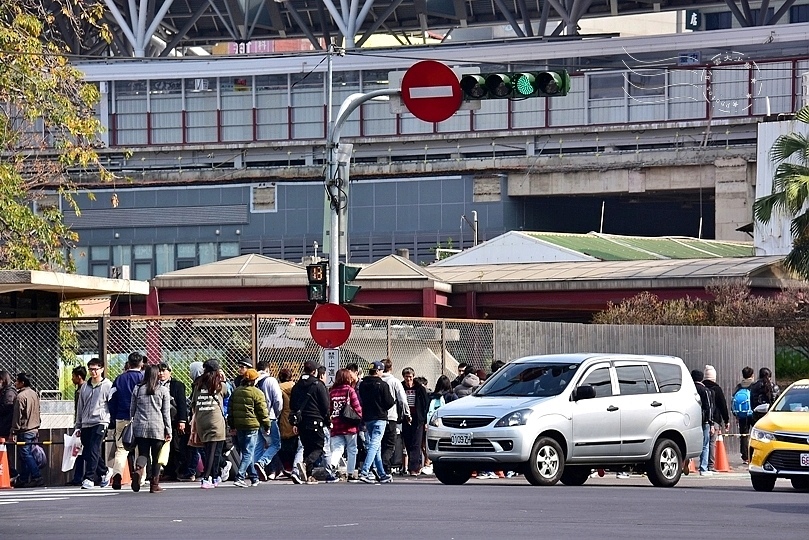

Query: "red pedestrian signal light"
<box><xmin>460</xmin><ymin>70</ymin><xmax>570</xmax><ymax>99</ymax></box>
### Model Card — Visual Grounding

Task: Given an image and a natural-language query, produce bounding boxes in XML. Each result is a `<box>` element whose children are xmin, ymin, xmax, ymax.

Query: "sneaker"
<box><xmin>296</xmin><ymin>462</ymin><xmax>308</xmax><ymax>483</ymax></box>
<box><xmin>616</xmin><ymin>472</ymin><xmax>631</xmax><ymax>479</ymax></box>
<box><xmin>213</xmin><ymin>476</ymin><xmax>222</xmax><ymax>487</ymax></box>
<box><xmin>420</xmin><ymin>465</ymin><xmax>433</xmax><ymax>475</ymax></box>
<box><xmin>505</xmin><ymin>471</ymin><xmax>517</xmax><ymax>478</ymax></box>
<box><xmin>358</xmin><ymin>473</ymin><xmax>377</xmax><ymax>484</ymax></box>
<box><xmin>28</xmin><ymin>477</ymin><xmax>45</xmax><ymax>488</ymax></box>
<box><xmin>104</xmin><ymin>471</ymin><xmax>116</xmax><ymax>489</ymax></box>
<box><xmin>281</xmin><ymin>469</ymin><xmax>294</xmax><ymax>479</ymax></box>
<box><xmin>477</xmin><ymin>472</ymin><xmax>497</xmax><ymax>479</ymax></box>
<box><xmin>379</xmin><ymin>474</ymin><xmax>393</xmax><ymax>484</ymax></box>
<box><xmin>699</xmin><ymin>470</ymin><xmax>714</xmax><ymax>476</ymax></box>
<box><xmin>306</xmin><ymin>477</ymin><xmax>319</xmax><ymax>485</ymax></box>
<box><xmin>267</xmin><ymin>472</ymin><xmax>277</xmax><ymax>481</ymax></box>
<box><xmin>254</xmin><ymin>463</ymin><xmax>268</xmax><ymax>482</ymax></box>
<box><xmin>326</xmin><ymin>475</ymin><xmax>341</xmax><ymax>484</ymax></box>
<box><xmin>290</xmin><ymin>473</ymin><xmax>304</xmax><ymax>485</ymax></box>
<box><xmin>81</xmin><ymin>479</ymin><xmax>95</xmax><ymax>490</ymax></box>
<box><xmin>233</xmin><ymin>479</ymin><xmax>248</xmax><ymax>488</ymax></box>
<box><xmin>220</xmin><ymin>461</ymin><xmax>232</xmax><ymax>482</ymax></box>
<box><xmin>250</xmin><ymin>479</ymin><xmax>261</xmax><ymax>487</ymax></box>
<box><xmin>201</xmin><ymin>478</ymin><xmax>214</xmax><ymax>489</ymax></box>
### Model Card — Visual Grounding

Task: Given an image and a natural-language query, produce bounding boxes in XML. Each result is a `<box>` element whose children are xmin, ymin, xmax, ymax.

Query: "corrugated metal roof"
<box><xmin>523</xmin><ymin>232</ymin><xmax>754</xmax><ymax>261</ymax></box>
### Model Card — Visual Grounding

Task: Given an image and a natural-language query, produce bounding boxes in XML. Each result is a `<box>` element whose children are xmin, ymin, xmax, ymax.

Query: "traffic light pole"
<box><xmin>325</xmin><ymin>49</ymin><xmax>398</xmax><ymax>303</ymax></box>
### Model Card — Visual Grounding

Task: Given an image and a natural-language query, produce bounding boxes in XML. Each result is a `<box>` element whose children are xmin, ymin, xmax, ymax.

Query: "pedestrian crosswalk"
<box><xmin>0</xmin><ymin>487</ymin><xmax>120</xmax><ymax>505</ymax></box>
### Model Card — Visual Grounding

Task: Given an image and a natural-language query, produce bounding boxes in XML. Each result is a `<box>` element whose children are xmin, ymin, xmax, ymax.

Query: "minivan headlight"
<box><xmin>495</xmin><ymin>409</ymin><xmax>533</xmax><ymax>427</ymax></box>
<box><xmin>751</xmin><ymin>427</ymin><xmax>775</xmax><ymax>443</ymax></box>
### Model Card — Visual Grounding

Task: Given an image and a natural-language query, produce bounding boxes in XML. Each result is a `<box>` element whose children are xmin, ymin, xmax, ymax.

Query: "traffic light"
<box><xmin>339</xmin><ymin>263</ymin><xmax>361</xmax><ymax>304</ymax></box>
<box><xmin>460</xmin><ymin>70</ymin><xmax>570</xmax><ymax>100</ymax></box>
<box><xmin>306</xmin><ymin>262</ymin><xmax>328</xmax><ymax>303</ymax></box>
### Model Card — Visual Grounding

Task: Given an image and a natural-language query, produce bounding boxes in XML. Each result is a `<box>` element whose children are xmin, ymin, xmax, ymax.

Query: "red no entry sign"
<box><xmin>400</xmin><ymin>60</ymin><xmax>462</xmax><ymax>123</ymax></box>
<box><xmin>309</xmin><ymin>302</ymin><xmax>352</xmax><ymax>348</ymax></box>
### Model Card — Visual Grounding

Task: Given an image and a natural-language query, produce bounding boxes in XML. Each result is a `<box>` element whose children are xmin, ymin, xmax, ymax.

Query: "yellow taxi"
<box><xmin>749</xmin><ymin>379</ymin><xmax>809</xmax><ymax>491</ymax></box>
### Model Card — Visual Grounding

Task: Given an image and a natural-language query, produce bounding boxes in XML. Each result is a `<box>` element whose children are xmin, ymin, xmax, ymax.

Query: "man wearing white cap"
<box><xmin>703</xmin><ymin>365</ymin><xmax>730</xmax><ymax>472</ymax></box>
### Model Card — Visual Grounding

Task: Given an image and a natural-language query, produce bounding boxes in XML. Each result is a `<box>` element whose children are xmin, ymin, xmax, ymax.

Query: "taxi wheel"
<box><xmin>433</xmin><ymin>463</ymin><xmax>471</xmax><ymax>485</ymax></box>
<box><xmin>790</xmin><ymin>477</ymin><xmax>809</xmax><ymax>491</ymax></box>
<box><xmin>750</xmin><ymin>473</ymin><xmax>776</xmax><ymax>492</ymax></box>
<box><xmin>525</xmin><ymin>436</ymin><xmax>564</xmax><ymax>486</ymax></box>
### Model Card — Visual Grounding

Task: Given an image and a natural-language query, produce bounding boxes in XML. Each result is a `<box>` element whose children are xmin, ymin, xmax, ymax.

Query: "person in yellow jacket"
<box><xmin>227</xmin><ymin>369</ymin><xmax>270</xmax><ymax>487</ymax></box>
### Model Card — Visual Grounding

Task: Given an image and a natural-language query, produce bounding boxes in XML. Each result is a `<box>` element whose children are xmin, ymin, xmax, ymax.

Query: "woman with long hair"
<box><xmin>190</xmin><ymin>359</ymin><xmax>227</xmax><ymax>488</ymax></box>
<box><xmin>329</xmin><ymin>369</ymin><xmax>363</xmax><ymax>481</ymax></box>
<box><xmin>130</xmin><ymin>365</ymin><xmax>172</xmax><ymax>493</ymax></box>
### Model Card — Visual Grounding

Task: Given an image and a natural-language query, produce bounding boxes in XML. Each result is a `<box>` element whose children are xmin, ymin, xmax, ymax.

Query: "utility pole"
<box><xmin>324</xmin><ymin>45</ymin><xmax>397</xmax><ymax>304</ymax></box>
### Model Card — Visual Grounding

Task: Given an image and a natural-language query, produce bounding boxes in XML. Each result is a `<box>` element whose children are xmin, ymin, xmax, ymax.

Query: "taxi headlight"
<box><xmin>495</xmin><ymin>409</ymin><xmax>533</xmax><ymax>427</ymax></box>
<box><xmin>750</xmin><ymin>427</ymin><xmax>776</xmax><ymax>443</ymax></box>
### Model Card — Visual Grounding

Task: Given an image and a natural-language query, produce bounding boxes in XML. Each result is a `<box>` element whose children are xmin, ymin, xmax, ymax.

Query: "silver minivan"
<box><xmin>427</xmin><ymin>353</ymin><xmax>703</xmax><ymax>487</ymax></box>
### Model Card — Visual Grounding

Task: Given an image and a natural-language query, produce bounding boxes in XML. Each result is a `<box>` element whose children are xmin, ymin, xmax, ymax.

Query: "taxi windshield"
<box><xmin>773</xmin><ymin>386</ymin><xmax>809</xmax><ymax>412</ymax></box>
<box><xmin>476</xmin><ymin>362</ymin><xmax>579</xmax><ymax>397</ymax></box>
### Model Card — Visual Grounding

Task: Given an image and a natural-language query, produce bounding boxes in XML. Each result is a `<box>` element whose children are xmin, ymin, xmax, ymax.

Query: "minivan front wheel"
<box><xmin>525</xmin><ymin>436</ymin><xmax>564</xmax><ymax>486</ymax></box>
<box><xmin>433</xmin><ymin>463</ymin><xmax>472</xmax><ymax>485</ymax></box>
<box><xmin>646</xmin><ymin>438</ymin><xmax>682</xmax><ymax>487</ymax></box>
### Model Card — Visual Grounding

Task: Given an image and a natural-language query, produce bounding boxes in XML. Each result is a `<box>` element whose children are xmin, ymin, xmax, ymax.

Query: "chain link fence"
<box><xmin>0</xmin><ymin>315</ymin><xmax>494</xmax><ymax>420</ymax></box>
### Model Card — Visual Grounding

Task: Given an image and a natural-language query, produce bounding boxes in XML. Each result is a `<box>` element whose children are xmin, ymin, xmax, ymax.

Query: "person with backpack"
<box><xmin>401</xmin><ymin>367</ymin><xmax>429</xmax><ymax>476</ymax></box>
<box><xmin>702</xmin><ymin>365</ymin><xmax>729</xmax><ymax>472</ymax></box>
<box><xmin>750</xmin><ymin>367</ymin><xmax>781</xmax><ymax>423</ymax></box>
<box><xmin>731</xmin><ymin>366</ymin><xmax>756</xmax><ymax>464</ymax></box>
<box><xmin>691</xmin><ymin>369</ymin><xmax>714</xmax><ymax>476</ymax></box>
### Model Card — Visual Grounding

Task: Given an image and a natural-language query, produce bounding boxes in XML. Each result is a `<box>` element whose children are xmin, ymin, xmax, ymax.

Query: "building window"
<box><xmin>628</xmin><ymin>71</ymin><xmax>665</xmax><ymax>98</ymax></box>
<box><xmin>90</xmin><ymin>246</ymin><xmax>111</xmax><ymax>277</ymax></box>
<box><xmin>220</xmin><ymin>242</ymin><xmax>240</xmax><ymax>258</ymax></box>
<box><xmin>251</xmin><ymin>183</ymin><xmax>277</xmax><ymax>212</ymax></box>
<box><xmin>589</xmin><ymin>73</ymin><xmax>625</xmax><ymax>99</ymax></box>
<box><xmin>749</xmin><ymin>8</ymin><xmax>774</xmax><ymax>24</ymax></box>
<box><xmin>176</xmin><ymin>243</ymin><xmax>197</xmax><ymax>270</ymax></box>
<box><xmin>791</xmin><ymin>5</ymin><xmax>809</xmax><ymax>22</ymax></box>
<box><xmin>704</xmin><ymin>12</ymin><xmax>732</xmax><ymax>30</ymax></box>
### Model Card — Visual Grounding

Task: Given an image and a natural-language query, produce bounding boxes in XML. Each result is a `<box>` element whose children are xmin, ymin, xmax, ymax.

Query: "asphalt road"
<box><xmin>2</xmin><ymin>471</ymin><xmax>805</xmax><ymax>539</ymax></box>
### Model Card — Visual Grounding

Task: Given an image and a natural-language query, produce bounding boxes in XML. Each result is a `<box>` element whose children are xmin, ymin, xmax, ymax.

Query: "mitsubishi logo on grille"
<box><xmin>460</xmin><ymin>420</ymin><xmax>467</xmax><ymax>428</ymax></box>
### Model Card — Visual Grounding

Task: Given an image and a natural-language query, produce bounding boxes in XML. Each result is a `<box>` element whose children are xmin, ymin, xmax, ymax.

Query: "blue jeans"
<box><xmin>330</xmin><ymin>433</ymin><xmax>358</xmax><ymax>476</ymax></box>
<box><xmin>360</xmin><ymin>420</ymin><xmax>387</xmax><ymax>477</ymax></box>
<box><xmin>17</xmin><ymin>431</ymin><xmax>42</xmax><ymax>483</ymax></box>
<box><xmin>254</xmin><ymin>421</ymin><xmax>281</xmax><ymax>468</ymax></box>
<box><xmin>699</xmin><ymin>423</ymin><xmax>711</xmax><ymax>472</ymax></box>
<box><xmin>236</xmin><ymin>429</ymin><xmax>259</xmax><ymax>481</ymax></box>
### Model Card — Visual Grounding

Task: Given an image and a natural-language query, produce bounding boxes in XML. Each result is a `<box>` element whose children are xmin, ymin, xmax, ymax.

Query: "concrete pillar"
<box><xmin>714</xmin><ymin>157</ymin><xmax>754</xmax><ymax>241</ymax></box>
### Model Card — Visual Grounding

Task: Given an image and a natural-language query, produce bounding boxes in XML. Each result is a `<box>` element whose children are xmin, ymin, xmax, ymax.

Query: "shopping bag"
<box><xmin>61</xmin><ymin>430</ymin><xmax>83</xmax><ymax>472</ymax></box>
<box><xmin>157</xmin><ymin>441</ymin><xmax>171</xmax><ymax>466</ymax></box>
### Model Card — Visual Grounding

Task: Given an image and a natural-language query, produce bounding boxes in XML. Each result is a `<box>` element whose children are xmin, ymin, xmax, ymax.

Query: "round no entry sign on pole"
<box><xmin>309</xmin><ymin>302</ymin><xmax>352</xmax><ymax>348</ymax></box>
<box><xmin>400</xmin><ymin>60</ymin><xmax>462</xmax><ymax>123</ymax></box>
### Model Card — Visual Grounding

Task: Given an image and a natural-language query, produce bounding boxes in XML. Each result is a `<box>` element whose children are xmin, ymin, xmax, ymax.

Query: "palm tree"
<box><xmin>753</xmin><ymin>105</ymin><xmax>809</xmax><ymax>280</ymax></box>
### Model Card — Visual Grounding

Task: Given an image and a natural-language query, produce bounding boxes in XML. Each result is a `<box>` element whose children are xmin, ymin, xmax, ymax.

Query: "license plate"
<box><xmin>801</xmin><ymin>453</ymin><xmax>809</xmax><ymax>467</ymax></box>
<box><xmin>451</xmin><ymin>433</ymin><xmax>472</xmax><ymax>446</ymax></box>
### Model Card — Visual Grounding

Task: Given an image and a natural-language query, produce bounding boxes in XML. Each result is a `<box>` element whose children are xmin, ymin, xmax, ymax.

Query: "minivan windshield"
<box><xmin>476</xmin><ymin>362</ymin><xmax>579</xmax><ymax>397</ymax></box>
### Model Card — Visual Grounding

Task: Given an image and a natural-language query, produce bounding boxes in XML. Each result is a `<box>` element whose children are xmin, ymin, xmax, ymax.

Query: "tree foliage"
<box><xmin>753</xmin><ymin>105</ymin><xmax>809</xmax><ymax>280</ymax></box>
<box><xmin>593</xmin><ymin>281</ymin><xmax>809</xmax><ymax>362</ymax></box>
<box><xmin>0</xmin><ymin>1</ymin><xmax>109</xmax><ymax>271</ymax></box>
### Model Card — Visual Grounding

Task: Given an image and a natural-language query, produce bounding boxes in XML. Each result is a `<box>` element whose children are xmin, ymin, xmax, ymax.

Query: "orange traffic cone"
<box><xmin>685</xmin><ymin>459</ymin><xmax>697</xmax><ymax>474</ymax></box>
<box><xmin>0</xmin><ymin>438</ymin><xmax>12</xmax><ymax>489</ymax></box>
<box><xmin>121</xmin><ymin>462</ymin><xmax>132</xmax><ymax>486</ymax></box>
<box><xmin>714</xmin><ymin>435</ymin><xmax>731</xmax><ymax>472</ymax></box>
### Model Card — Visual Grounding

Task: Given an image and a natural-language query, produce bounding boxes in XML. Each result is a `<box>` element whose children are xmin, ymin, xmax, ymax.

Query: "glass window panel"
<box><xmin>616</xmin><ymin>365</ymin><xmax>655</xmax><ymax>395</ymax></box>
<box><xmin>589</xmin><ymin>73</ymin><xmax>625</xmax><ymax>100</ymax></box>
<box><xmin>150</xmin><ymin>79</ymin><xmax>182</xmax><ymax>94</ymax></box>
<box><xmin>581</xmin><ymin>366</ymin><xmax>613</xmax><ymax>398</ymax></box>
<box><xmin>649</xmin><ymin>362</ymin><xmax>682</xmax><ymax>393</ymax></box>
<box><xmin>112</xmin><ymin>246</ymin><xmax>131</xmax><ymax>266</ymax></box>
<box><xmin>185</xmin><ymin>77</ymin><xmax>216</xmax><ymax>93</ymax></box>
<box><xmin>71</xmin><ymin>247</ymin><xmax>88</xmax><ymax>275</ymax></box>
<box><xmin>291</xmin><ymin>72</ymin><xmax>323</xmax><ymax>89</ymax></box>
<box><xmin>628</xmin><ymin>71</ymin><xmax>665</xmax><ymax>97</ymax></box>
<box><xmin>134</xmin><ymin>262</ymin><xmax>152</xmax><ymax>281</ymax></box>
<box><xmin>221</xmin><ymin>76</ymin><xmax>253</xmax><ymax>92</ymax></box>
<box><xmin>256</xmin><ymin>74</ymin><xmax>289</xmax><ymax>90</ymax></box>
<box><xmin>199</xmin><ymin>243</ymin><xmax>216</xmax><ymax>264</ymax></box>
<box><xmin>155</xmin><ymin>244</ymin><xmax>174</xmax><ymax>275</ymax></box>
<box><xmin>177</xmin><ymin>243</ymin><xmax>196</xmax><ymax>258</ymax></box>
<box><xmin>91</xmin><ymin>264</ymin><xmax>109</xmax><ymax>277</ymax></box>
<box><xmin>115</xmin><ymin>80</ymin><xmax>147</xmax><ymax>96</ymax></box>
<box><xmin>90</xmin><ymin>246</ymin><xmax>110</xmax><ymax>260</ymax></box>
<box><xmin>220</xmin><ymin>242</ymin><xmax>240</xmax><ymax>258</ymax></box>
<box><xmin>133</xmin><ymin>245</ymin><xmax>153</xmax><ymax>259</ymax></box>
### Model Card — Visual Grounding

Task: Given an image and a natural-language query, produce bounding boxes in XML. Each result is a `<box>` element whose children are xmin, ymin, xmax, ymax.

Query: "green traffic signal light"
<box><xmin>460</xmin><ymin>70</ymin><xmax>570</xmax><ymax>99</ymax></box>
<box><xmin>339</xmin><ymin>262</ymin><xmax>362</xmax><ymax>304</ymax></box>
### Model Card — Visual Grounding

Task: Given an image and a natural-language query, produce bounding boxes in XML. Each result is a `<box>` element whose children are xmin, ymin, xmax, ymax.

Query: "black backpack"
<box><xmin>702</xmin><ymin>384</ymin><xmax>716</xmax><ymax>424</ymax></box>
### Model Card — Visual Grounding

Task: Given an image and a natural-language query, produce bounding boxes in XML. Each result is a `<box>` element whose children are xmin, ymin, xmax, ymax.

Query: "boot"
<box><xmin>149</xmin><ymin>479</ymin><xmax>163</xmax><ymax>493</ymax></box>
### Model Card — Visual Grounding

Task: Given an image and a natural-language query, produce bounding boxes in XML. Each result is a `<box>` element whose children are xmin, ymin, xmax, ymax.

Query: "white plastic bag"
<box><xmin>61</xmin><ymin>430</ymin><xmax>83</xmax><ymax>472</ymax></box>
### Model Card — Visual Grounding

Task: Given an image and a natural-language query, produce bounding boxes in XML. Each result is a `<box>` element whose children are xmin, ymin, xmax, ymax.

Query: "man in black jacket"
<box><xmin>289</xmin><ymin>360</ymin><xmax>330</xmax><ymax>484</ymax></box>
<box><xmin>702</xmin><ymin>365</ymin><xmax>729</xmax><ymax>472</ymax></box>
<box><xmin>158</xmin><ymin>363</ymin><xmax>188</xmax><ymax>480</ymax></box>
<box><xmin>357</xmin><ymin>361</ymin><xmax>395</xmax><ymax>484</ymax></box>
<box><xmin>401</xmin><ymin>367</ymin><xmax>429</xmax><ymax>475</ymax></box>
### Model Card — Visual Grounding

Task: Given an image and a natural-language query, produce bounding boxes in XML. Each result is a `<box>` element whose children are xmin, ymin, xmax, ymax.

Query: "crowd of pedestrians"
<box><xmin>0</xmin><ymin>356</ymin><xmax>781</xmax><ymax>489</ymax></box>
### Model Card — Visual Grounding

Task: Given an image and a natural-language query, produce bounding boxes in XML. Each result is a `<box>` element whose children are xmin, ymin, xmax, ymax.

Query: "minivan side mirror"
<box><xmin>573</xmin><ymin>385</ymin><xmax>596</xmax><ymax>401</ymax></box>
